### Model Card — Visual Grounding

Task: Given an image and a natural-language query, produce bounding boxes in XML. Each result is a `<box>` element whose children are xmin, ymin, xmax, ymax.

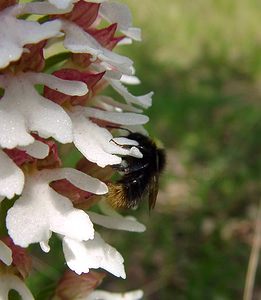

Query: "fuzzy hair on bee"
<box><xmin>107</xmin><ymin>132</ymin><xmax>166</xmax><ymax>210</ymax></box>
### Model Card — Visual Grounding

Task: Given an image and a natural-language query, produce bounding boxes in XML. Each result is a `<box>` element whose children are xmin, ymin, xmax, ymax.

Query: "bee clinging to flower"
<box><xmin>107</xmin><ymin>132</ymin><xmax>166</xmax><ymax>210</ymax></box>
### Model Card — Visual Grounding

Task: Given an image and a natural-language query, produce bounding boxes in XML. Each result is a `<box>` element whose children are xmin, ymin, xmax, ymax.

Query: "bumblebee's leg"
<box><xmin>113</xmin><ymin>160</ymin><xmax>149</xmax><ymax>175</ymax></box>
<box><xmin>111</xmin><ymin>162</ymin><xmax>128</xmax><ymax>172</ymax></box>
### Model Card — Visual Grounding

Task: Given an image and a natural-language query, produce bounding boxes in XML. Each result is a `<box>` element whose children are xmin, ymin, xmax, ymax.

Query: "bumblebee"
<box><xmin>107</xmin><ymin>132</ymin><xmax>166</xmax><ymax>210</ymax></box>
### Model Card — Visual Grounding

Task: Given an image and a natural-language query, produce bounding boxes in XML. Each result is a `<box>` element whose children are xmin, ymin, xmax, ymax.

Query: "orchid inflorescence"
<box><xmin>0</xmin><ymin>0</ymin><xmax>153</xmax><ymax>299</ymax></box>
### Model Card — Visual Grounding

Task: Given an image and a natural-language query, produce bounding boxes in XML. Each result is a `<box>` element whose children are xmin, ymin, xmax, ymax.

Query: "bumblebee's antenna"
<box><xmin>109</xmin><ymin>138</ymin><xmax>132</xmax><ymax>149</ymax></box>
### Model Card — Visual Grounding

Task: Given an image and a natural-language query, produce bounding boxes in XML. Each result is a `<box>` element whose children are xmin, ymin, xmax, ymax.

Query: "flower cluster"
<box><xmin>0</xmin><ymin>0</ymin><xmax>153</xmax><ymax>298</ymax></box>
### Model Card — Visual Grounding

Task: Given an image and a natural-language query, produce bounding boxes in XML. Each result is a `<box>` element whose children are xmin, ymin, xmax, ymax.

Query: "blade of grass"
<box><xmin>243</xmin><ymin>199</ymin><xmax>261</xmax><ymax>300</ymax></box>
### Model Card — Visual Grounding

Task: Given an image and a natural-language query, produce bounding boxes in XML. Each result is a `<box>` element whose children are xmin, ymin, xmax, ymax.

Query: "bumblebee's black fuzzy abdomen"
<box><xmin>119</xmin><ymin>170</ymin><xmax>151</xmax><ymax>207</ymax></box>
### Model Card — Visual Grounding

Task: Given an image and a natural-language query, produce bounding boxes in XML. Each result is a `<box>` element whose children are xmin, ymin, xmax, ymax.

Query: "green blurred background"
<box><xmin>103</xmin><ymin>0</ymin><xmax>261</xmax><ymax>299</ymax></box>
<box><xmin>26</xmin><ymin>1</ymin><xmax>261</xmax><ymax>299</ymax></box>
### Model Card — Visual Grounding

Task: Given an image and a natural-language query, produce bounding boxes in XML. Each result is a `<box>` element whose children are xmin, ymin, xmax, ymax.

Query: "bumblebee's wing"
<box><xmin>148</xmin><ymin>175</ymin><xmax>159</xmax><ymax>210</ymax></box>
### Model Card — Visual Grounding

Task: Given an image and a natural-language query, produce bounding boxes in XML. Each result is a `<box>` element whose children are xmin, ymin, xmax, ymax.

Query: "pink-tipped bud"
<box><xmin>89</xmin><ymin>23</ymin><xmax>125</xmax><ymax>50</ymax></box>
<box><xmin>54</xmin><ymin>270</ymin><xmax>105</xmax><ymax>300</ymax></box>
<box><xmin>59</xmin><ymin>1</ymin><xmax>100</xmax><ymax>31</ymax></box>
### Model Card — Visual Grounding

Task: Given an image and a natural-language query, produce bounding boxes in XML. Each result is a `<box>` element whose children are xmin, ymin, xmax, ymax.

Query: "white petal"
<box><xmin>108</xmin><ymin>79</ymin><xmax>153</xmax><ymax>108</ymax></box>
<box><xmin>47</xmin><ymin>0</ymin><xmax>75</xmax><ymax>10</ymax></box>
<box><xmin>32</xmin><ymin>72</ymin><xmax>88</xmax><ymax>97</ymax></box>
<box><xmin>87</xmin><ymin>290</ymin><xmax>144</xmax><ymax>300</ymax></box>
<box><xmin>121</xmin><ymin>75</ymin><xmax>141</xmax><ymax>85</ymax></box>
<box><xmin>126</xmin><ymin>125</ymin><xmax>148</xmax><ymax>136</ymax></box>
<box><xmin>23</xmin><ymin>1</ymin><xmax>73</xmax><ymax>13</ymax></box>
<box><xmin>105</xmin><ymin>68</ymin><xmax>123</xmax><ymax>80</ymax></box>
<box><xmin>40</xmin><ymin>238</ymin><xmax>51</xmax><ymax>253</ymax></box>
<box><xmin>0</xmin><ymin>105</ymin><xmax>34</xmax><ymax>149</ymax></box>
<box><xmin>0</xmin><ymin>150</ymin><xmax>24</xmax><ymax>199</ymax></box>
<box><xmin>0</xmin><ymin>274</ymin><xmax>34</xmax><ymax>300</ymax></box>
<box><xmin>100</xmin><ymin>2</ymin><xmax>132</xmax><ymax>30</ymax></box>
<box><xmin>122</xmin><ymin>28</ymin><xmax>142</xmax><ymax>42</ymax></box>
<box><xmin>70</xmin><ymin>108</ymin><xmax>142</xmax><ymax>168</ymax></box>
<box><xmin>45</xmin><ymin>168</ymin><xmax>108</xmax><ymax>195</ymax></box>
<box><xmin>0</xmin><ymin>73</ymin><xmax>74</xmax><ymax>148</ymax></box>
<box><xmin>0</xmin><ymin>241</ymin><xmax>12</xmax><ymax>266</ymax></box>
<box><xmin>62</xmin><ymin>21</ymin><xmax>133</xmax><ymax>75</ymax></box>
<box><xmin>94</xmin><ymin>95</ymin><xmax>142</xmax><ymax>113</ymax></box>
<box><xmin>18</xmin><ymin>140</ymin><xmax>49</xmax><ymax>159</ymax></box>
<box><xmin>117</xmin><ymin>37</ymin><xmax>133</xmax><ymax>46</ymax></box>
<box><xmin>88</xmin><ymin>212</ymin><xmax>146</xmax><ymax>232</ymax></box>
<box><xmin>100</xmin><ymin>2</ymin><xmax>142</xmax><ymax>41</ymax></box>
<box><xmin>84</xmin><ymin>107</ymin><xmax>149</xmax><ymax>125</ymax></box>
<box><xmin>63</xmin><ymin>233</ymin><xmax>126</xmax><ymax>278</ymax></box>
<box><xmin>6</xmin><ymin>169</ymin><xmax>96</xmax><ymax>248</ymax></box>
<box><xmin>0</xmin><ymin>6</ymin><xmax>61</xmax><ymax>69</ymax></box>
